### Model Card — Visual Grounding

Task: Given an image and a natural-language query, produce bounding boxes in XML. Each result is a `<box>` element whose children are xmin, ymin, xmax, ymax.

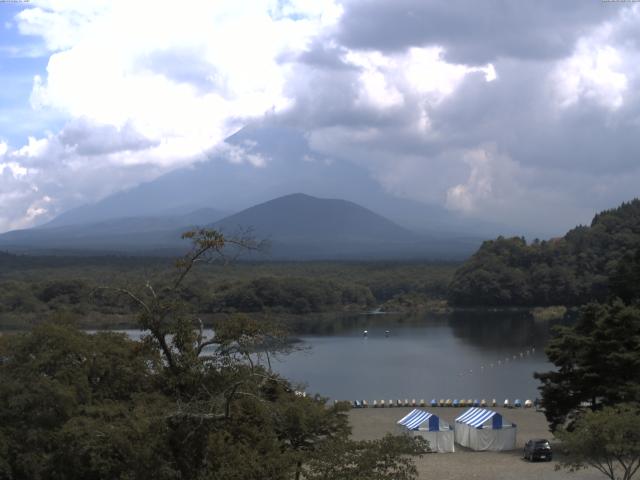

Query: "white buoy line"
<box><xmin>456</xmin><ymin>346</ymin><xmax>536</xmax><ymax>377</ymax></box>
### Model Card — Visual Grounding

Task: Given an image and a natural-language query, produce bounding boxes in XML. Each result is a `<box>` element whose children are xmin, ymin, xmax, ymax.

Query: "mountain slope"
<box><xmin>40</xmin><ymin>125</ymin><xmax>510</xmax><ymax>239</ymax></box>
<box><xmin>0</xmin><ymin>208</ymin><xmax>225</xmax><ymax>253</ymax></box>
<box><xmin>0</xmin><ymin>193</ymin><xmax>481</xmax><ymax>259</ymax></box>
<box><xmin>210</xmin><ymin>193</ymin><xmax>479</xmax><ymax>259</ymax></box>
<box><xmin>213</xmin><ymin>193</ymin><xmax>415</xmax><ymax>243</ymax></box>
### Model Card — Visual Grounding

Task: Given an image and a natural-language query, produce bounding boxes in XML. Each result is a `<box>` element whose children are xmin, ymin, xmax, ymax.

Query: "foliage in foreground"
<box><xmin>556</xmin><ymin>404</ymin><xmax>640</xmax><ymax>480</ymax></box>
<box><xmin>304</xmin><ymin>434</ymin><xmax>427</xmax><ymax>480</ymax></box>
<box><xmin>535</xmin><ymin>237</ymin><xmax>640</xmax><ymax>479</ymax></box>
<box><xmin>0</xmin><ymin>230</ymin><xmax>425</xmax><ymax>480</ymax></box>
<box><xmin>535</xmin><ymin>300</ymin><xmax>640</xmax><ymax>431</ymax></box>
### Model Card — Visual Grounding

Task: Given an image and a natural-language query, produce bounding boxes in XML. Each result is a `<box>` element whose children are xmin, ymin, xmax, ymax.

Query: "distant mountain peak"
<box><xmin>279</xmin><ymin>192</ymin><xmax>314</xmax><ymax>199</ymax></box>
<box><xmin>261</xmin><ymin>192</ymin><xmax>344</xmax><ymax>204</ymax></box>
<box><xmin>212</xmin><ymin>193</ymin><xmax>415</xmax><ymax>244</ymax></box>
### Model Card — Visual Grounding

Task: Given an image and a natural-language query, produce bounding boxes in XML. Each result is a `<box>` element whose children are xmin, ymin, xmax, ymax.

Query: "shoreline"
<box><xmin>0</xmin><ymin>304</ymin><xmax>574</xmax><ymax>332</ymax></box>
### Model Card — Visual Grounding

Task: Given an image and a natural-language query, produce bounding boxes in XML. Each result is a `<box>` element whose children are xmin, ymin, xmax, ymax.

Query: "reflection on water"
<box><xmin>273</xmin><ymin>310</ymin><xmax>567</xmax><ymax>401</ymax></box>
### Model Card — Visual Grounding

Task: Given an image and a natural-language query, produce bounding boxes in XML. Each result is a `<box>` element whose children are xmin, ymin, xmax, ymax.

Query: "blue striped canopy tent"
<box><xmin>455</xmin><ymin>407</ymin><xmax>503</xmax><ymax>429</ymax></box>
<box><xmin>397</xmin><ymin>409</ymin><xmax>440</xmax><ymax>431</ymax></box>
<box><xmin>397</xmin><ymin>409</ymin><xmax>454</xmax><ymax>453</ymax></box>
<box><xmin>454</xmin><ymin>408</ymin><xmax>516</xmax><ymax>451</ymax></box>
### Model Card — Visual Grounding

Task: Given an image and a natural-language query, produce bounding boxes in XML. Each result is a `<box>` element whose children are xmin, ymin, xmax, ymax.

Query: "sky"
<box><xmin>0</xmin><ymin>0</ymin><xmax>639</xmax><ymax>235</ymax></box>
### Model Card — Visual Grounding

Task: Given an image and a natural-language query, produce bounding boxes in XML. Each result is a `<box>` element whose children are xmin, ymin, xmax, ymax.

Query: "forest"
<box><xmin>448</xmin><ymin>199</ymin><xmax>640</xmax><ymax>307</ymax></box>
<box><xmin>0</xmin><ymin>254</ymin><xmax>455</xmax><ymax>329</ymax></box>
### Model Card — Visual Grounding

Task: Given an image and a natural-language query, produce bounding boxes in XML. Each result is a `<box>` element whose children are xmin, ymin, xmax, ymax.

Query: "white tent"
<box><xmin>397</xmin><ymin>409</ymin><xmax>455</xmax><ymax>453</ymax></box>
<box><xmin>454</xmin><ymin>407</ymin><xmax>516</xmax><ymax>451</ymax></box>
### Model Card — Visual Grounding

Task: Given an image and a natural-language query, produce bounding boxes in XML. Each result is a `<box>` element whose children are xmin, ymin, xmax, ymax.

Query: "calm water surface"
<box><xmin>100</xmin><ymin>310</ymin><xmax>563</xmax><ymax>402</ymax></box>
<box><xmin>271</xmin><ymin>310</ymin><xmax>562</xmax><ymax>402</ymax></box>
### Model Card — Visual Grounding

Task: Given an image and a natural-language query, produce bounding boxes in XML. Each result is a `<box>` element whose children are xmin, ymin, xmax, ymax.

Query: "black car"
<box><xmin>523</xmin><ymin>439</ymin><xmax>552</xmax><ymax>461</ymax></box>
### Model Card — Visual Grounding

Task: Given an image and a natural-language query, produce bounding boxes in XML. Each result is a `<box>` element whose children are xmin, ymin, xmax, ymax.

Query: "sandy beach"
<box><xmin>349</xmin><ymin>407</ymin><xmax>604</xmax><ymax>480</ymax></box>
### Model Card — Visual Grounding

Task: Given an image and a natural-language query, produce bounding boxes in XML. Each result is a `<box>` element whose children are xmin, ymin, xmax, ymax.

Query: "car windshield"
<box><xmin>535</xmin><ymin>441</ymin><xmax>550</xmax><ymax>448</ymax></box>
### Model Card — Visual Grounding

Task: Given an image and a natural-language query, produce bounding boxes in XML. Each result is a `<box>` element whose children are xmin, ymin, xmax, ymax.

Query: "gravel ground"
<box><xmin>349</xmin><ymin>407</ymin><xmax>605</xmax><ymax>480</ymax></box>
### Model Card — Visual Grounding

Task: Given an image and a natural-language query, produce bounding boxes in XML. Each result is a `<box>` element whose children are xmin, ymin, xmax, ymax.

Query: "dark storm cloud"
<box><xmin>337</xmin><ymin>0</ymin><xmax>615</xmax><ymax>64</ymax></box>
<box><xmin>294</xmin><ymin>39</ymin><xmax>355</xmax><ymax>71</ymax></box>
<box><xmin>428</xmin><ymin>57</ymin><xmax>640</xmax><ymax>175</ymax></box>
<box><xmin>281</xmin><ymin>63</ymin><xmax>384</xmax><ymax>128</ymax></box>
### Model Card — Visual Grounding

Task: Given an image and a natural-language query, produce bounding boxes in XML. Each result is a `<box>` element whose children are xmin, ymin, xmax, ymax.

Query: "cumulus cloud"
<box><xmin>0</xmin><ymin>139</ymin><xmax>43</xmax><ymax>231</ymax></box>
<box><xmin>59</xmin><ymin>119</ymin><xmax>159</xmax><ymax>156</ymax></box>
<box><xmin>553</xmin><ymin>24</ymin><xmax>630</xmax><ymax>111</ymax></box>
<box><xmin>0</xmin><ymin>0</ymin><xmax>342</xmax><ymax>230</ymax></box>
<box><xmin>445</xmin><ymin>147</ymin><xmax>497</xmax><ymax>214</ymax></box>
<box><xmin>215</xmin><ymin>141</ymin><xmax>270</xmax><ymax>168</ymax></box>
<box><xmin>0</xmin><ymin>129</ymin><xmax>168</xmax><ymax>231</ymax></box>
<box><xmin>2</xmin><ymin>0</ymin><xmax>640</xmax><ymax>236</ymax></box>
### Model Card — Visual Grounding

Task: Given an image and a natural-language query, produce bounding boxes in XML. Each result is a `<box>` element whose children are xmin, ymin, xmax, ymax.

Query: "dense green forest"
<box><xmin>0</xmin><ymin>256</ymin><xmax>455</xmax><ymax>329</ymax></box>
<box><xmin>448</xmin><ymin>199</ymin><xmax>640</xmax><ymax>307</ymax></box>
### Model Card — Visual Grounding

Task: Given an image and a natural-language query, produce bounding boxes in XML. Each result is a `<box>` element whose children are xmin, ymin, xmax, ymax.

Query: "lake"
<box><xmin>271</xmin><ymin>310</ymin><xmax>562</xmax><ymax>402</ymax></box>
<box><xmin>93</xmin><ymin>309</ymin><xmax>564</xmax><ymax>403</ymax></box>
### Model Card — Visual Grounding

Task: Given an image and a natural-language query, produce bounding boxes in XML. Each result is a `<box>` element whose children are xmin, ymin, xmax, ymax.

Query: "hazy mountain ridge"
<box><xmin>210</xmin><ymin>193</ymin><xmax>443</xmax><ymax>260</ymax></box>
<box><xmin>0</xmin><ymin>125</ymin><xmax>507</xmax><ymax>259</ymax></box>
<box><xmin>0</xmin><ymin>193</ymin><xmax>482</xmax><ymax>259</ymax></box>
<box><xmin>213</xmin><ymin>193</ymin><xmax>416</xmax><ymax>242</ymax></box>
<box><xmin>0</xmin><ymin>209</ymin><xmax>225</xmax><ymax>253</ymax></box>
<box><xmin>38</xmin><ymin>125</ymin><xmax>512</xmax><ymax>237</ymax></box>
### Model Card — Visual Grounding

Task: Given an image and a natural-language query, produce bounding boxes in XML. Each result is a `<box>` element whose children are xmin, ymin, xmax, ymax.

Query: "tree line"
<box><xmin>449</xmin><ymin>199</ymin><xmax>640</xmax><ymax>307</ymax></box>
<box><xmin>0</xmin><ymin>261</ymin><xmax>455</xmax><ymax>329</ymax></box>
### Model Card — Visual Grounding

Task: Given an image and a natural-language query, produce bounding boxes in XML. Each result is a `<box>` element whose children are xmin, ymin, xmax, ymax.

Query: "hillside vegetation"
<box><xmin>0</xmin><ymin>259</ymin><xmax>455</xmax><ymax>329</ymax></box>
<box><xmin>448</xmin><ymin>199</ymin><xmax>640</xmax><ymax>306</ymax></box>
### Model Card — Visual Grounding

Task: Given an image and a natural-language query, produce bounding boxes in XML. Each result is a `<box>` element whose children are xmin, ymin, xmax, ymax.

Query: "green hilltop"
<box><xmin>448</xmin><ymin>199</ymin><xmax>640</xmax><ymax>307</ymax></box>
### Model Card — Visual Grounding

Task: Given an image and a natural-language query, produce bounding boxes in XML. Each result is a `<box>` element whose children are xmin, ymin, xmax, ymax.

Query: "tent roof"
<box><xmin>455</xmin><ymin>408</ymin><xmax>502</xmax><ymax>428</ymax></box>
<box><xmin>397</xmin><ymin>409</ymin><xmax>437</xmax><ymax>430</ymax></box>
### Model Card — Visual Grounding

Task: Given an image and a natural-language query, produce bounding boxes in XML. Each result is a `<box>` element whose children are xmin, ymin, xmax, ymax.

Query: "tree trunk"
<box><xmin>295</xmin><ymin>460</ymin><xmax>302</xmax><ymax>480</ymax></box>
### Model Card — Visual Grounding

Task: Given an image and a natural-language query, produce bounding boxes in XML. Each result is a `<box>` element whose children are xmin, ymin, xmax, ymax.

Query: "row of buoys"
<box><xmin>457</xmin><ymin>347</ymin><xmax>537</xmax><ymax>377</ymax></box>
<box><xmin>347</xmin><ymin>398</ymin><xmax>537</xmax><ymax>409</ymax></box>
